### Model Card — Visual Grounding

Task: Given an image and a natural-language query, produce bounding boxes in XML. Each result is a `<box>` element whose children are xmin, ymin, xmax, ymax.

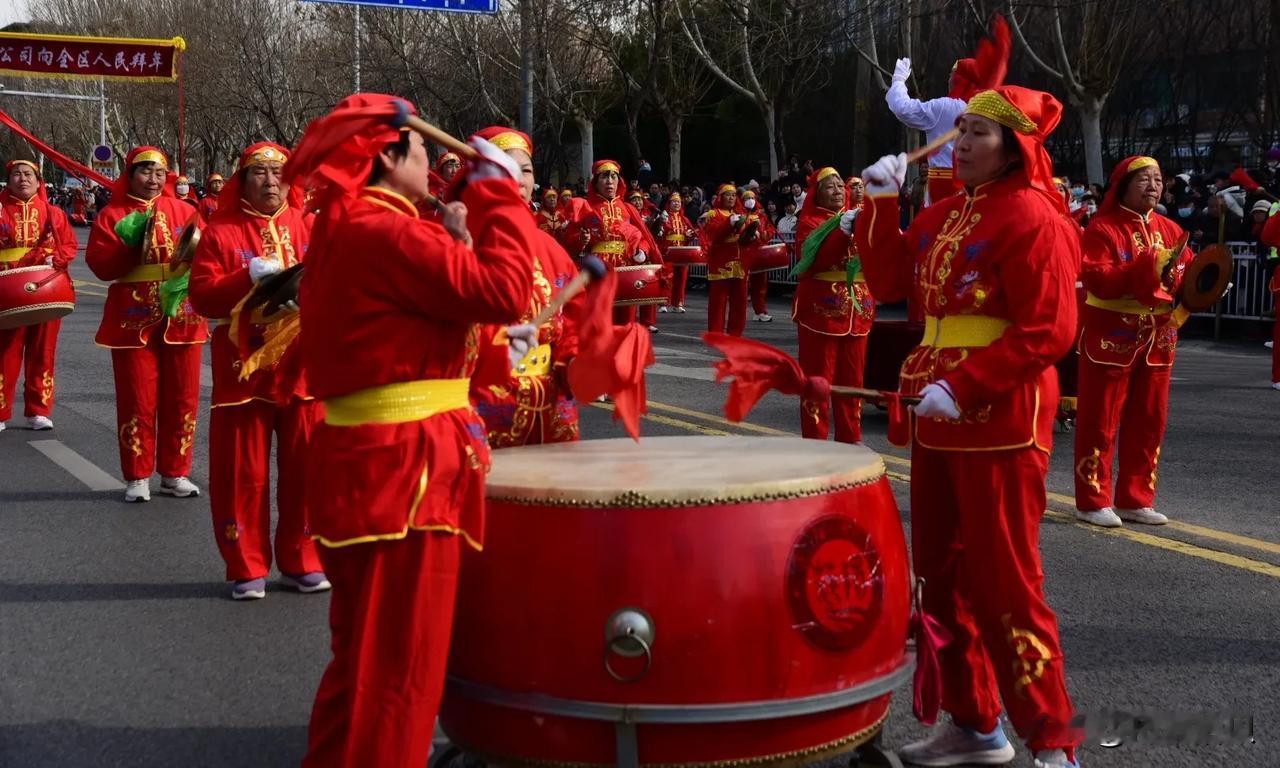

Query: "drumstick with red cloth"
<box><xmin>529</xmin><ymin>255</ymin><xmax>607</xmax><ymax>329</ymax></box>
<box><xmin>703</xmin><ymin>332</ymin><xmax>919</xmax><ymax>445</ymax></box>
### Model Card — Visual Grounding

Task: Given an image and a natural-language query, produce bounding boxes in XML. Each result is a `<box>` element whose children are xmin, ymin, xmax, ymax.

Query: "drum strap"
<box><xmin>322</xmin><ymin>377</ymin><xmax>471</xmax><ymax>426</ymax></box>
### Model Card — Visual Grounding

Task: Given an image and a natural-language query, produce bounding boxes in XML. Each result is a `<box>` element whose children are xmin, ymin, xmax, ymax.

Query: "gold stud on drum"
<box><xmin>604</xmin><ymin>607</ymin><xmax>654</xmax><ymax>683</ymax></box>
<box><xmin>633</xmin><ymin>280</ymin><xmax>646</xmax><ymax>290</ymax></box>
<box><xmin>23</xmin><ymin>282</ymin><xmax>37</xmax><ymax>293</ymax></box>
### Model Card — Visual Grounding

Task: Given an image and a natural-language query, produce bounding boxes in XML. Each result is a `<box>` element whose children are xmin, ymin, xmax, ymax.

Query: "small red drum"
<box><xmin>748</xmin><ymin>242</ymin><xmax>790</xmax><ymax>274</ymax></box>
<box><xmin>613</xmin><ymin>263</ymin><xmax>666</xmax><ymax>307</ymax></box>
<box><xmin>663</xmin><ymin>245</ymin><xmax>705</xmax><ymax>266</ymax></box>
<box><xmin>442</xmin><ymin>435</ymin><xmax>911</xmax><ymax>767</ymax></box>
<box><xmin>0</xmin><ymin>265</ymin><xmax>75</xmax><ymax>330</ymax></box>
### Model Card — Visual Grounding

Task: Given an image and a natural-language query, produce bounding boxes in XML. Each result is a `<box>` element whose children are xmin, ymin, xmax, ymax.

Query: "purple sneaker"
<box><xmin>231</xmin><ymin>578</ymin><xmax>267</xmax><ymax>601</ymax></box>
<box><xmin>280</xmin><ymin>571</ymin><xmax>331</xmax><ymax>594</ymax></box>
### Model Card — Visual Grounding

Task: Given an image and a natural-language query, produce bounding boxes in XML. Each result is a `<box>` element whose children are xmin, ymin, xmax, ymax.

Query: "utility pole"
<box><xmin>354</xmin><ymin>4</ymin><xmax>362</xmax><ymax>93</ymax></box>
<box><xmin>519</xmin><ymin>0</ymin><xmax>533</xmax><ymax>135</ymax></box>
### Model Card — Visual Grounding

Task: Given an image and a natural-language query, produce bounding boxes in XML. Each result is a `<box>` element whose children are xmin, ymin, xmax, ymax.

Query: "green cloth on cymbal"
<box><xmin>160</xmin><ymin>272</ymin><xmax>189</xmax><ymax>318</ymax></box>
<box><xmin>114</xmin><ymin>209</ymin><xmax>153</xmax><ymax>247</ymax></box>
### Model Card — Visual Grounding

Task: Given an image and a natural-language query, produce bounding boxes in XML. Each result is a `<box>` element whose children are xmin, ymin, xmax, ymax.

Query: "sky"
<box><xmin>0</xmin><ymin>1</ymin><xmax>30</xmax><ymax>28</ymax></box>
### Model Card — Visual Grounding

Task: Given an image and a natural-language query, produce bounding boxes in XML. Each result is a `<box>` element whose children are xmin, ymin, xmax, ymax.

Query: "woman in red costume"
<box><xmin>741</xmin><ymin>188</ymin><xmax>776</xmax><ymax>322</ymax></box>
<box><xmin>1072</xmin><ymin>156</ymin><xmax>1194</xmax><ymax>528</ymax></box>
<box><xmin>0</xmin><ymin>159</ymin><xmax>77</xmax><ymax>432</ymax></box>
<box><xmin>288</xmin><ymin>94</ymin><xmax>538</xmax><ymax>768</ymax></box>
<box><xmin>791</xmin><ymin>167</ymin><xmax>874</xmax><ymax>443</ymax></box>
<box><xmin>86</xmin><ymin>146</ymin><xmax>205</xmax><ymax>503</ymax></box>
<box><xmin>536</xmin><ymin>187</ymin><xmax>562</xmax><ymax>235</ymax></box>
<box><xmin>197</xmin><ymin>172</ymin><xmax>223</xmax><ymax>223</ymax></box>
<box><xmin>188</xmin><ymin>141</ymin><xmax>327</xmax><ymax>601</ymax></box>
<box><xmin>700</xmin><ymin>183</ymin><xmax>749</xmax><ymax>336</ymax></box>
<box><xmin>470</xmin><ymin>125</ymin><xmax>582</xmax><ymax>447</ymax></box>
<box><xmin>657</xmin><ymin>192</ymin><xmax>696</xmax><ymax>313</ymax></box>
<box><xmin>564</xmin><ymin>159</ymin><xmax>660</xmax><ymax>327</ymax></box>
<box><xmin>858</xmin><ymin>86</ymin><xmax>1081</xmax><ymax>768</ymax></box>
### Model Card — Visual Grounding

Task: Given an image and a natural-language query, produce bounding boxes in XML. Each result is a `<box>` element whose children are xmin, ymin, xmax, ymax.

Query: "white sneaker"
<box><xmin>1117</xmin><ymin>506</ymin><xmax>1168</xmax><ymax>525</ymax></box>
<box><xmin>1266</xmin><ymin>341</ymin><xmax>1274</xmax><ymax>349</ymax></box>
<box><xmin>675</xmin><ymin>305</ymin><xmax>686</xmax><ymax>313</ymax></box>
<box><xmin>647</xmin><ymin>325</ymin><xmax>659</xmax><ymax>333</ymax></box>
<box><xmin>1074</xmin><ymin>507</ymin><xmax>1123</xmax><ymax>528</ymax></box>
<box><xmin>125</xmin><ymin>479</ymin><xmax>151</xmax><ymax>503</ymax></box>
<box><xmin>1033</xmin><ymin>749</ymin><xmax>1080</xmax><ymax>768</ymax></box>
<box><xmin>0</xmin><ymin>421</ymin><xmax>6</xmax><ymax>433</ymax></box>
<box><xmin>158</xmin><ymin>476</ymin><xmax>200</xmax><ymax>498</ymax></box>
<box><xmin>898</xmin><ymin>720</ymin><xmax>1016</xmax><ymax>766</ymax></box>
<box><xmin>1272</xmin><ymin>382</ymin><xmax>1280</xmax><ymax>390</ymax></box>
<box><xmin>27</xmin><ymin>415</ymin><xmax>53</xmax><ymax>431</ymax></box>
<box><xmin>659</xmin><ymin>305</ymin><xmax>669</xmax><ymax>313</ymax></box>
<box><xmin>758</xmin><ymin>313</ymin><xmax>773</xmax><ymax>322</ymax></box>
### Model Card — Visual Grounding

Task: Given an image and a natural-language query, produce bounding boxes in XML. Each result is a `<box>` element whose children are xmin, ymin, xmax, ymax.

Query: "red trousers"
<box><xmin>911</xmin><ymin>445</ymin><xmax>1077</xmax><ymax>755</ymax></box>
<box><xmin>0</xmin><ymin>319</ymin><xmax>60</xmax><ymax>420</ymax></box>
<box><xmin>797</xmin><ymin>326</ymin><xmax>867</xmax><ymax>443</ymax></box>
<box><xmin>749</xmin><ymin>271</ymin><xmax>769</xmax><ymax>315</ymax></box>
<box><xmin>1073</xmin><ymin>354</ymin><xmax>1171</xmax><ymax>511</ymax></box>
<box><xmin>639</xmin><ymin>303</ymin><xmax>658</xmax><ymax>327</ymax></box>
<box><xmin>209</xmin><ymin>399</ymin><xmax>324</xmax><ymax>581</ymax></box>
<box><xmin>110</xmin><ymin>334</ymin><xmax>202</xmax><ymax>481</ymax></box>
<box><xmin>708</xmin><ymin>278</ymin><xmax>748</xmax><ymax>337</ymax></box>
<box><xmin>670</xmin><ymin>266</ymin><xmax>688</xmax><ymax>307</ymax></box>
<box><xmin>613</xmin><ymin>305</ymin><xmax>636</xmax><ymax>325</ymax></box>
<box><xmin>303</xmin><ymin>532</ymin><xmax>462</xmax><ymax>768</ymax></box>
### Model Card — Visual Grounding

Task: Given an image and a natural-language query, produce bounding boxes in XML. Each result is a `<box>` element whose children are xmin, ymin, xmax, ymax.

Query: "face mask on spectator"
<box><xmin>1071</xmin><ymin>185</ymin><xmax>1084</xmax><ymax>197</ymax></box>
<box><xmin>1178</xmin><ymin>206</ymin><xmax>1193</xmax><ymax>217</ymax></box>
<box><xmin>1069</xmin><ymin>200</ymin><xmax>1081</xmax><ymax>213</ymax></box>
<box><xmin>176</xmin><ymin>183</ymin><xmax>189</xmax><ymax>196</ymax></box>
<box><xmin>744</xmin><ymin>198</ymin><xmax>756</xmax><ymax>210</ymax></box>
<box><xmin>1086</xmin><ymin>202</ymin><xmax>1097</xmax><ymax>215</ymax></box>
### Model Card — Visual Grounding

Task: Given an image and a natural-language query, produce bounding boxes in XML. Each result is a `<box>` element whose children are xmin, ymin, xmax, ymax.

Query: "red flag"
<box><xmin>0</xmin><ymin>107</ymin><xmax>111</xmax><ymax>188</ymax></box>
<box><xmin>702</xmin><ymin>332</ymin><xmax>830</xmax><ymax>421</ymax></box>
<box><xmin>1231</xmin><ymin>167</ymin><xmax>1261</xmax><ymax>193</ymax></box>
<box><xmin>567</xmin><ymin>270</ymin><xmax>654</xmax><ymax>440</ymax></box>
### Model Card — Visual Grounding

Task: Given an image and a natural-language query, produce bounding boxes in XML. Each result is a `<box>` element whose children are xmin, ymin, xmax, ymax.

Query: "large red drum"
<box><xmin>663</xmin><ymin>245</ymin><xmax>705</xmax><ymax>266</ymax></box>
<box><xmin>613</xmin><ymin>263</ymin><xmax>666</xmax><ymax>307</ymax></box>
<box><xmin>0</xmin><ymin>265</ymin><xmax>76</xmax><ymax>330</ymax></box>
<box><xmin>441</xmin><ymin>435</ymin><xmax>912</xmax><ymax>767</ymax></box>
<box><xmin>748</xmin><ymin>242</ymin><xmax>790</xmax><ymax>274</ymax></box>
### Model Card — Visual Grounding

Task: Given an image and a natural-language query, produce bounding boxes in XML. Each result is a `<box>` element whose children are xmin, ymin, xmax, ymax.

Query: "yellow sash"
<box><xmin>323</xmin><ymin>378</ymin><xmax>471</xmax><ymax>427</ymax></box>
<box><xmin>922</xmin><ymin>315</ymin><xmax>1011</xmax><ymax>349</ymax></box>
<box><xmin>1085</xmin><ymin>292</ymin><xmax>1171</xmax><ymax>316</ymax></box>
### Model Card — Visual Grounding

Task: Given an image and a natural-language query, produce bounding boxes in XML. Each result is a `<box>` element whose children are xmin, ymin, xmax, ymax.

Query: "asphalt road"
<box><xmin>1</xmin><ymin>229</ymin><xmax>1278</xmax><ymax>768</ymax></box>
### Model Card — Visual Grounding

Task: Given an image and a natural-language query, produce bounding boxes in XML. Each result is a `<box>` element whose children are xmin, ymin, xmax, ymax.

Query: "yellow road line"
<box><xmin>629</xmin><ymin>397</ymin><xmax>1280</xmax><ymax>577</ymax></box>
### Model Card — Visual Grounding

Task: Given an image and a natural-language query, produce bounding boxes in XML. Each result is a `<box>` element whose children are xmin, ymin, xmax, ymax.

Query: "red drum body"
<box><xmin>748</xmin><ymin>242</ymin><xmax>790</xmax><ymax>274</ymax></box>
<box><xmin>663</xmin><ymin>245</ymin><xmax>705</xmax><ymax>266</ymax></box>
<box><xmin>441</xmin><ymin>435</ymin><xmax>912</xmax><ymax>766</ymax></box>
<box><xmin>0</xmin><ymin>265</ymin><xmax>75</xmax><ymax>330</ymax></box>
<box><xmin>613</xmin><ymin>263</ymin><xmax>666</xmax><ymax>307</ymax></box>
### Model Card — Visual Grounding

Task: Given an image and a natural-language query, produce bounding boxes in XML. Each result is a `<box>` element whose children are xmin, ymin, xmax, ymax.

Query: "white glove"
<box><xmin>661</xmin><ymin>211</ymin><xmax>670</xmax><ymax>222</ymax></box>
<box><xmin>44</xmin><ymin>254</ymin><xmax>55</xmax><ymax>266</ymax></box>
<box><xmin>633</xmin><ymin>249</ymin><xmax>648</xmax><ymax>264</ymax></box>
<box><xmin>892</xmin><ymin>58</ymin><xmax>912</xmax><ymax>85</ymax></box>
<box><xmin>838</xmin><ymin>209</ymin><xmax>860</xmax><ymax>235</ymax></box>
<box><xmin>466</xmin><ymin>136</ymin><xmax>521</xmax><ymax>184</ymax></box>
<box><xmin>862</xmin><ymin>153</ymin><xmax>908</xmax><ymax>196</ymax></box>
<box><xmin>505</xmin><ymin>323</ymin><xmax>538</xmax><ymax>369</ymax></box>
<box><xmin>913</xmin><ymin>381</ymin><xmax>961</xmax><ymax>420</ymax></box>
<box><xmin>730</xmin><ymin>214</ymin><xmax>743</xmax><ymax>227</ymax></box>
<box><xmin>248</xmin><ymin>256</ymin><xmax>282</xmax><ymax>283</ymax></box>
<box><xmin>281</xmin><ymin>299</ymin><xmax>299</xmax><ymax>313</ymax></box>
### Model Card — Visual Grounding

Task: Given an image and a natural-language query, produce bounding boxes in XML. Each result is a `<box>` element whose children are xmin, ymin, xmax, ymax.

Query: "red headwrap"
<box><xmin>112</xmin><ymin>145</ymin><xmax>171</xmax><ymax>203</ymax></box>
<box><xmin>586</xmin><ymin>158</ymin><xmax>659</xmax><ymax>257</ymax></box>
<box><xmin>213</xmin><ymin>141</ymin><xmax>302</xmax><ymax>220</ymax></box>
<box><xmin>284</xmin><ymin>93</ymin><xmax>418</xmax><ymax>249</ymax></box>
<box><xmin>714</xmin><ymin>182</ymin><xmax>744</xmax><ymax>214</ymax></box>
<box><xmin>800</xmin><ymin>167</ymin><xmax>844</xmax><ymax>219</ymax></box>
<box><xmin>435</xmin><ymin>151</ymin><xmax>462</xmax><ymax>183</ymax></box>
<box><xmin>1098</xmin><ymin>156</ymin><xmax>1160</xmax><ymax>216</ymax></box>
<box><xmin>948</xmin><ymin>16</ymin><xmax>1010</xmax><ymax>101</ymax></box>
<box><xmin>963</xmin><ymin>86</ymin><xmax>1066</xmax><ymax>214</ymax></box>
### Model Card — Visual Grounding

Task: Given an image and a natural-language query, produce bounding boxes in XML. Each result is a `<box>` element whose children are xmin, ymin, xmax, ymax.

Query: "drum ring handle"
<box><xmin>24</xmin><ymin>282</ymin><xmax>38</xmax><ymax>293</ymax></box>
<box><xmin>604</xmin><ymin>628</ymin><xmax>652</xmax><ymax>684</ymax></box>
<box><xmin>633</xmin><ymin>280</ymin><xmax>646</xmax><ymax>290</ymax></box>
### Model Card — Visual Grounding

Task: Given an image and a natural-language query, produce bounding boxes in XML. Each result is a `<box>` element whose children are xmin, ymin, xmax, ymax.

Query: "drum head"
<box><xmin>1179</xmin><ymin>244</ymin><xmax>1232</xmax><ymax>313</ymax></box>
<box><xmin>486</xmin><ymin>435</ymin><xmax>884</xmax><ymax>507</ymax></box>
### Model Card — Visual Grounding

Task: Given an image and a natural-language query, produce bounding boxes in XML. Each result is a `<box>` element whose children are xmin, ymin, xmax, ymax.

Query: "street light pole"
<box><xmin>354</xmin><ymin>4</ymin><xmax>362</xmax><ymax>93</ymax></box>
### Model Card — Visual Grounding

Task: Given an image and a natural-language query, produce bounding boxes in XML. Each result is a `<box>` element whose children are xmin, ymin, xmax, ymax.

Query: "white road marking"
<box><xmin>651</xmin><ymin>344</ymin><xmax>722</xmax><ymax>362</ymax></box>
<box><xmin>647</xmin><ymin>363</ymin><xmax>716</xmax><ymax>382</ymax></box>
<box><xmin>201</xmin><ymin>363</ymin><xmax>213</xmax><ymax>388</ymax></box>
<box><xmin>28</xmin><ymin>439</ymin><xmax>124</xmax><ymax>491</ymax></box>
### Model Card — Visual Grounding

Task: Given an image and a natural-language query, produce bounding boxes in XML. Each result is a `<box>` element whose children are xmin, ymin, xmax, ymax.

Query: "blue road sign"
<box><xmin>301</xmin><ymin>0</ymin><xmax>498</xmax><ymax>14</ymax></box>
